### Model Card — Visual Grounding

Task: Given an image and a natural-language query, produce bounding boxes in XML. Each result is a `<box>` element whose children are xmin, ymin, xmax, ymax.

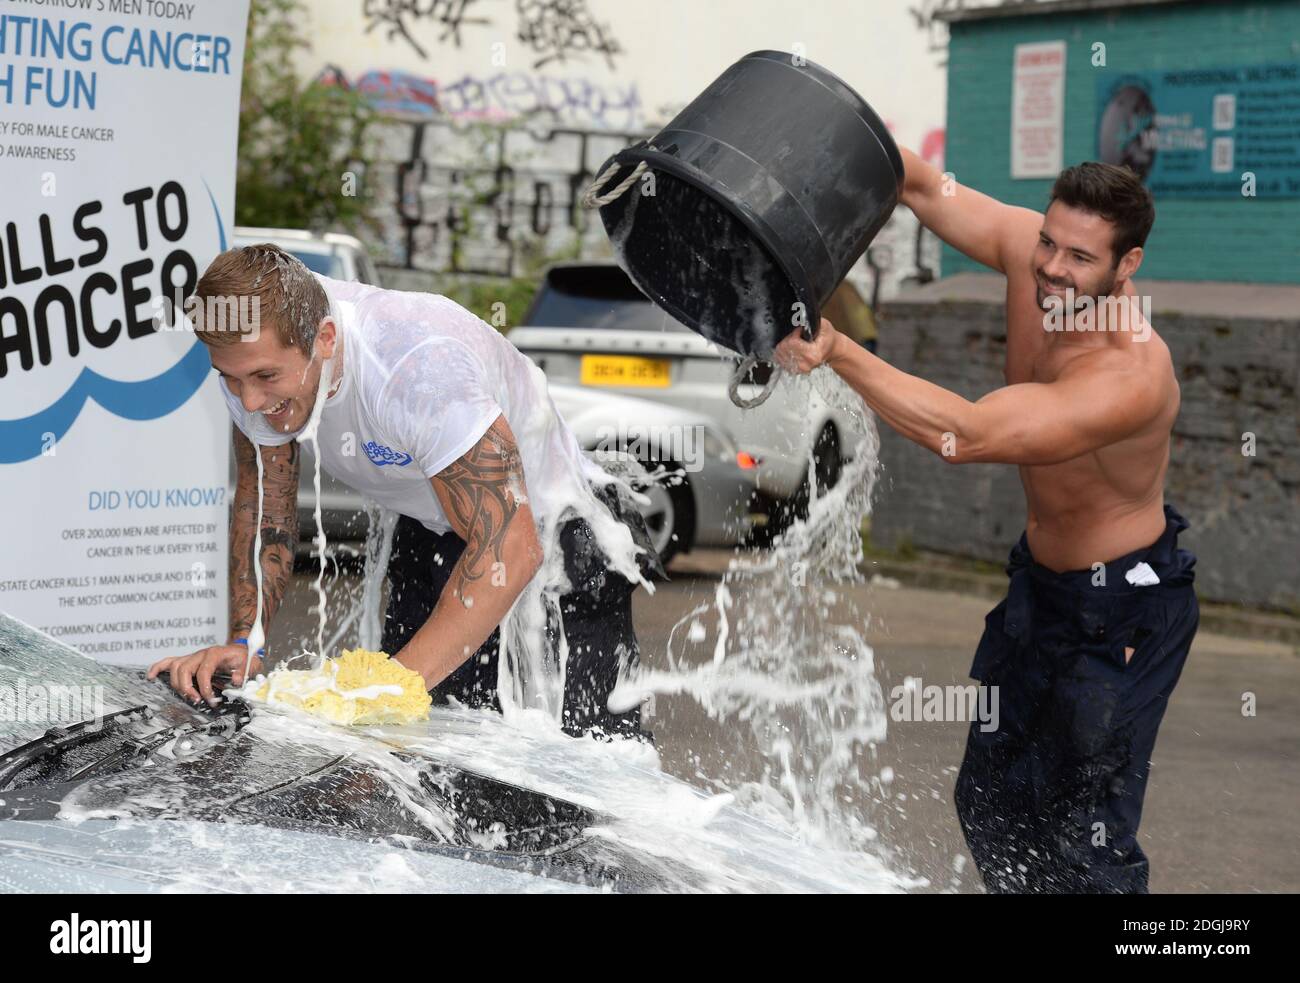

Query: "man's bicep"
<box><xmin>429</xmin><ymin>414</ymin><xmax>529</xmax><ymax>547</ymax></box>
<box><xmin>972</xmin><ymin>367</ymin><xmax>1157</xmax><ymax>463</ymax></box>
<box><xmin>909</xmin><ymin>177</ymin><xmax>1041</xmax><ymax>274</ymax></box>
<box><xmin>232</xmin><ymin>423</ymin><xmax>299</xmax><ymax>491</ymax></box>
<box><xmin>255</xmin><ymin>441</ymin><xmax>301</xmax><ymax>527</ymax></box>
<box><xmin>997</xmin><ymin>205</ymin><xmax>1050</xmax><ymax>275</ymax></box>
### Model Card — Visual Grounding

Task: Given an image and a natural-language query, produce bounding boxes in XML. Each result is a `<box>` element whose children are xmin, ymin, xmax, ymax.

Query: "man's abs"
<box><xmin>1018</xmin><ymin>438</ymin><xmax>1170</xmax><ymax>572</ymax></box>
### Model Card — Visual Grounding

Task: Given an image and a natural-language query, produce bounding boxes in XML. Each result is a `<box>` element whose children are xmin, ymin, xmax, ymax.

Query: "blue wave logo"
<box><xmin>364</xmin><ymin>441</ymin><xmax>413</xmax><ymax>467</ymax></box>
<box><xmin>0</xmin><ymin>182</ymin><xmax>227</xmax><ymax>465</ymax></box>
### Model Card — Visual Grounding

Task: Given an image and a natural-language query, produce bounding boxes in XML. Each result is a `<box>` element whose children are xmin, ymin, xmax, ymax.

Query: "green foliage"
<box><xmin>438</xmin><ymin>276</ymin><xmax>542</xmax><ymax>335</ymax></box>
<box><xmin>436</xmin><ymin>222</ymin><xmax>587</xmax><ymax>333</ymax></box>
<box><xmin>437</xmin><ymin>227</ymin><xmax>592</xmax><ymax>332</ymax></box>
<box><xmin>235</xmin><ymin>0</ymin><xmax>377</xmax><ymax>234</ymax></box>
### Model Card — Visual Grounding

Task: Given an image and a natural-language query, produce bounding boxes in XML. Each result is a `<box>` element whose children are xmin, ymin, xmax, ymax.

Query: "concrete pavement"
<box><xmin>271</xmin><ymin>549</ymin><xmax>1300</xmax><ymax>892</ymax></box>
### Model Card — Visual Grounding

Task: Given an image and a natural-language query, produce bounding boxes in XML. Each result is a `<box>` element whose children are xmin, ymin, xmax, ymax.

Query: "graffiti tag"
<box><xmin>515</xmin><ymin>0</ymin><xmax>622</xmax><ymax>70</ymax></box>
<box><xmin>361</xmin><ymin>0</ymin><xmax>491</xmax><ymax>59</ymax></box>
<box><xmin>332</xmin><ymin>67</ymin><xmax>642</xmax><ymax>130</ymax></box>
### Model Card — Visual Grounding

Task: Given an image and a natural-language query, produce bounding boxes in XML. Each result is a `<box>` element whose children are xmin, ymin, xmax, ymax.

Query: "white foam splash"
<box><xmin>610</xmin><ymin>367</ymin><xmax>892</xmax><ymax>852</ymax></box>
<box><xmin>357</xmin><ymin>503</ymin><xmax>398</xmax><ymax>651</ymax></box>
<box><xmin>297</xmin><ymin>353</ymin><xmax>337</xmax><ymax>667</ymax></box>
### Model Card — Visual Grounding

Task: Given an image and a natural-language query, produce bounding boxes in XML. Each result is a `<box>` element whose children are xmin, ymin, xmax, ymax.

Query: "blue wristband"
<box><xmin>232</xmin><ymin>638</ymin><xmax>266</xmax><ymax>656</ymax></box>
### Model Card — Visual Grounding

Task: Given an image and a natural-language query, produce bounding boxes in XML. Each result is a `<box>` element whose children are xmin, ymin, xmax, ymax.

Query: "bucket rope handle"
<box><xmin>728</xmin><ymin>356</ymin><xmax>782</xmax><ymax>409</ymax></box>
<box><xmin>581</xmin><ymin>159</ymin><xmax>649</xmax><ymax>209</ymax></box>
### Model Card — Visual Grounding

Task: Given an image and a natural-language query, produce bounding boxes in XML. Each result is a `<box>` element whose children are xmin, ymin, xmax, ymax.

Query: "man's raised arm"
<box><xmin>898</xmin><ymin>145</ymin><xmax>1044</xmax><ymax>275</ymax></box>
<box><xmin>392</xmin><ymin>415</ymin><xmax>544</xmax><ymax>690</ymax></box>
<box><xmin>776</xmin><ymin>320</ymin><xmax>1169</xmax><ymax>467</ymax></box>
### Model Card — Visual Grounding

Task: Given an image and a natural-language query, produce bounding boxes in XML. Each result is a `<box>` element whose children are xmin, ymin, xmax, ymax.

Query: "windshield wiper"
<box><xmin>0</xmin><ymin>706</ymin><xmax>152</xmax><ymax>792</ymax></box>
<box><xmin>0</xmin><ymin>691</ymin><xmax>252</xmax><ymax>793</ymax></box>
<box><xmin>66</xmin><ymin>698</ymin><xmax>251</xmax><ymax>782</ymax></box>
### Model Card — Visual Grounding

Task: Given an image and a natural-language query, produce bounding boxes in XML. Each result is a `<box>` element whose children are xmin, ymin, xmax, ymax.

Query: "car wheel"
<box><xmin>638</xmin><ymin>461</ymin><xmax>694</xmax><ymax>567</ymax></box>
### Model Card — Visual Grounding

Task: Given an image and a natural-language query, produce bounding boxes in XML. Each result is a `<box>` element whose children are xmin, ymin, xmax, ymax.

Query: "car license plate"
<box><xmin>580</xmin><ymin>354</ymin><xmax>671</xmax><ymax>388</ymax></box>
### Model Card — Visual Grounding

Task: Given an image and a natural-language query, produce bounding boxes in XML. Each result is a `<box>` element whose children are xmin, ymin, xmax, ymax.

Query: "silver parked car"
<box><xmin>547</xmin><ymin>383</ymin><xmax>757</xmax><ymax>565</ymax></box>
<box><xmin>508</xmin><ymin>263</ymin><xmax>874</xmax><ymax>532</ymax></box>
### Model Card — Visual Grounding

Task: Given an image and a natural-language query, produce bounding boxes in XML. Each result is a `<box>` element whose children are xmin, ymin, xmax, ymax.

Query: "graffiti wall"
<box><xmin>360</xmin><ymin>0</ymin><xmax>624</xmax><ymax>70</ymax></box>
<box><xmin>356</xmin><ymin>114</ymin><xmax>642</xmax><ymax>276</ymax></box>
<box><xmin>324</xmin><ymin>66</ymin><xmax>642</xmax><ymax>130</ymax></box>
<box><xmin>302</xmin><ymin>0</ymin><xmax>951</xmax><ymax>293</ymax></box>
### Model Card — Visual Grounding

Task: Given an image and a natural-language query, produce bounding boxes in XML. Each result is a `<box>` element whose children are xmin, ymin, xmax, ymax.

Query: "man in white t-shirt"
<box><xmin>147</xmin><ymin>244</ymin><xmax>662</xmax><ymax>737</ymax></box>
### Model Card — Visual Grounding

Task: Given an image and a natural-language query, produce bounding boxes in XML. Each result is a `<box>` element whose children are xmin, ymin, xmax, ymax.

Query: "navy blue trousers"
<box><xmin>381</xmin><ymin>483</ymin><xmax>664</xmax><ymax>739</ymax></box>
<box><xmin>954</xmin><ymin>505</ymin><xmax>1199</xmax><ymax>893</ymax></box>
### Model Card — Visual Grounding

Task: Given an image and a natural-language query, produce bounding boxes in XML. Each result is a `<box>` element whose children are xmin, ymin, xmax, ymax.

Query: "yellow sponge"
<box><xmin>251</xmin><ymin>648</ymin><xmax>431</xmax><ymax>726</ymax></box>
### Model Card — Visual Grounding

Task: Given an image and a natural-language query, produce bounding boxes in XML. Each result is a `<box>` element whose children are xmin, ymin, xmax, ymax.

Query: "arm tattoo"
<box><xmin>229</xmin><ymin>427</ymin><xmax>300</xmax><ymax>639</ymax></box>
<box><xmin>434</xmin><ymin>417</ymin><xmax>527</xmax><ymax>588</ymax></box>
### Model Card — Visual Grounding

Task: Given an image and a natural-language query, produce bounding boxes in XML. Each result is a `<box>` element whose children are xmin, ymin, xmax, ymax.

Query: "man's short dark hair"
<box><xmin>1049</xmin><ymin>162</ymin><xmax>1155</xmax><ymax>265</ymax></box>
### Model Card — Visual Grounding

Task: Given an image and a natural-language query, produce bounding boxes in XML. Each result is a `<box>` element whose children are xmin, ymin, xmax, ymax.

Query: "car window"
<box><xmin>288</xmin><ymin>250</ymin><xmax>346</xmax><ymax>280</ymax></box>
<box><xmin>526</xmin><ymin>266</ymin><xmax>691</xmax><ymax>333</ymax></box>
<box><xmin>356</xmin><ymin>253</ymin><xmax>379</xmax><ymax>286</ymax></box>
<box><xmin>0</xmin><ymin>613</ymin><xmax>166</xmax><ymax>747</ymax></box>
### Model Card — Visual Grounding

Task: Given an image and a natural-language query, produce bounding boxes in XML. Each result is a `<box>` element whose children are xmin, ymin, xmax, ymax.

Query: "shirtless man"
<box><xmin>775</xmin><ymin>154</ymin><xmax>1199</xmax><ymax>893</ymax></box>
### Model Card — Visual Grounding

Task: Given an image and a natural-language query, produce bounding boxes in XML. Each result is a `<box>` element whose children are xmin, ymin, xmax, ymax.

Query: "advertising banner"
<box><xmin>1097</xmin><ymin>62</ymin><xmax>1300</xmax><ymax>197</ymax></box>
<box><xmin>0</xmin><ymin>1</ymin><xmax>251</xmax><ymax>664</ymax></box>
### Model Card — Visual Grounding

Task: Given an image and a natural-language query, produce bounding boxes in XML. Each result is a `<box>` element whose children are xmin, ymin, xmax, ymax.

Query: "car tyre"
<box><xmin>639</xmin><ymin>460</ymin><xmax>695</xmax><ymax>567</ymax></box>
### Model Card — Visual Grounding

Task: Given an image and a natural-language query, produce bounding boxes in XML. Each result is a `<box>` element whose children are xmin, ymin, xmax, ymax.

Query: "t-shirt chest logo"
<box><xmin>363</xmin><ymin>440</ymin><xmax>414</xmax><ymax>468</ymax></box>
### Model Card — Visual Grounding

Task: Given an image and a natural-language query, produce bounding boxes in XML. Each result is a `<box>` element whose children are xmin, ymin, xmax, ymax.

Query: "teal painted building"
<box><xmin>938</xmin><ymin>0</ymin><xmax>1300</xmax><ymax>283</ymax></box>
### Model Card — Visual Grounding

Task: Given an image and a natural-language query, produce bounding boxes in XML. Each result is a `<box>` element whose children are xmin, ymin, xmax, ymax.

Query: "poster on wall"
<box><xmin>0</xmin><ymin>1</ymin><xmax>251</xmax><ymax>665</ymax></box>
<box><xmin>1097</xmin><ymin>62</ymin><xmax>1300</xmax><ymax>197</ymax></box>
<box><xmin>1011</xmin><ymin>40</ymin><xmax>1066</xmax><ymax>179</ymax></box>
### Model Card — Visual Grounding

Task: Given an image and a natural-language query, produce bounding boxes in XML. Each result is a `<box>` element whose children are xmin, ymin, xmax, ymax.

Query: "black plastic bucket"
<box><xmin>594</xmin><ymin>50</ymin><xmax>904</xmax><ymax>359</ymax></box>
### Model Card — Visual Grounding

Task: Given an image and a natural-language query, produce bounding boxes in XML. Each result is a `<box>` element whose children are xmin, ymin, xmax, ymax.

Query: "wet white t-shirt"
<box><xmin>219</xmin><ymin>274</ymin><xmax>615</xmax><ymax>542</ymax></box>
